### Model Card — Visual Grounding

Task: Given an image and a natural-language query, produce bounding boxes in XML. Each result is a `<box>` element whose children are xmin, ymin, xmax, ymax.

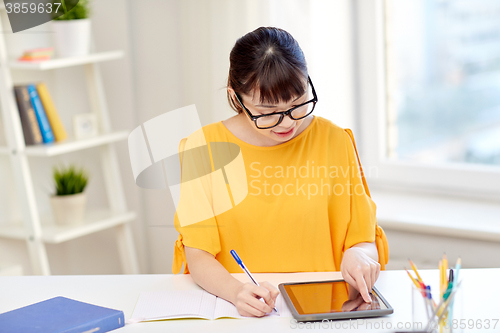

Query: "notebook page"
<box><xmin>199</xmin><ymin>290</ymin><xmax>218</xmax><ymax>319</ymax></box>
<box><xmin>130</xmin><ymin>290</ymin><xmax>216</xmax><ymax>321</ymax></box>
<box><xmin>213</xmin><ymin>297</ymin><xmax>245</xmax><ymax>319</ymax></box>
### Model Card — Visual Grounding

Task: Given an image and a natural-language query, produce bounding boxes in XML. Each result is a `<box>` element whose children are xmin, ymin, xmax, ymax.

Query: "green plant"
<box><xmin>53</xmin><ymin>0</ymin><xmax>91</xmax><ymax>20</ymax></box>
<box><xmin>53</xmin><ymin>165</ymin><xmax>89</xmax><ymax>196</ymax></box>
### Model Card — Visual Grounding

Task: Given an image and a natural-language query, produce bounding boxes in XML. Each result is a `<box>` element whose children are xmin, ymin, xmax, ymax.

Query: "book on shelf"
<box><xmin>14</xmin><ymin>86</ymin><xmax>43</xmax><ymax>145</ymax></box>
<box><xmin>14</xmin><ymin>83</ymin><xmax>67</xmax><ymax>146</ymax></box>
<box><xmin>0</xmin><ymin>296</ymin><xmax>125</xmax><ymax>333</ymax></box>
<box><xmin>18</xmin><ymin>47</ymin><xmax>54</xmax><ymax>62</ymax></box>
<box><xmin>36</xmin><ymin>82</ymin><xmax>67</xmax><ymax>142</ymax></box>
<box><xmin>26</xmin><ymin>84</ymin><xmax>54</xmax><ymax>144</ymax></box>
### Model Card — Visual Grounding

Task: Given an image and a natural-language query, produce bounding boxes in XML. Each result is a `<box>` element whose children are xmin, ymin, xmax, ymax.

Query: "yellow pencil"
<box><xmin>405</xmin><ymin>268</ymin><xmax>421</xmax><ymax>289</ymax></box>
<box><xmin>443</xmin><ymin>253</ymin><xmax>448</xmax><ymax>290</ymax></box>
<box><xmin>409</xmin><ymin>259</ymin><xmax>423</xmax><ymax>283</ymax></box>
<box><xmin>439</xmin><ymin>260</ymin><xmax>443</xmax><ymax>298</ymax></box>
<box><xmin>439</xmin><ymin>259</ymin><xmax>444</xmax><ymax>333</ymax></box>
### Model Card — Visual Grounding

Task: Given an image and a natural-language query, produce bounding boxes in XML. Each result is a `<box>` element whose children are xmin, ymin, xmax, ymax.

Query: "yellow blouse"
<box><xmin>172</xmin><ymin>116</ymin><xmax>389</xmax><ymax>274</ymax></box>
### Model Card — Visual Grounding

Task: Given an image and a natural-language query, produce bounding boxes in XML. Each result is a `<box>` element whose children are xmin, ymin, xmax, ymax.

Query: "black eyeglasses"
<box><xmin>234</xmin><ymin>76</ymin><xmax>318</xmax><ymax>129</ymax></box>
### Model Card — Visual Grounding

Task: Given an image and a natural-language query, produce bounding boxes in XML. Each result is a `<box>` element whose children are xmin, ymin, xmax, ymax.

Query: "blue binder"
<box><xmin>27</xmin><ymin>84</ymin><xmax>55</xmax><ymax>143</ymax></box>
<box><xmin>0</xmin><ymin>296</ymin><xmax>125</xmax><ymax>333</ymax></box>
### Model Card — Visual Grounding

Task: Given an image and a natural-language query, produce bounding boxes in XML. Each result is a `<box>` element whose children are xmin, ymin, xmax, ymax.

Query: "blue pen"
<box><xmin>424</xmin><ymin>285</ymin><xmax>432</xmax><ymax>319</ymax></box>
<box><xmin>230</xmin><ymin>249</ymin><xmax>279</xmax><ymax>315</ymax></box>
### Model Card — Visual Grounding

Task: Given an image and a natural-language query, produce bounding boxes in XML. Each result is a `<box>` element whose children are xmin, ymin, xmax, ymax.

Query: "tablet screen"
<box><xmin>283</xmin><ymin>281</ymin><xmax>388</xmax><ymax>315</ymax></box>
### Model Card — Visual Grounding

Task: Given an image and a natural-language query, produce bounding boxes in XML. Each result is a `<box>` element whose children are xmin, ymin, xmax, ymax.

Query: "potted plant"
<box><xmin>51</xmin><ymin>0</ymin><xmax>92</xmax><ymax>58</ymax></box>
<box><xmin>50</xmin><ymin>165</ymin><xmax>89</xmax><ymax>225</ymax></box>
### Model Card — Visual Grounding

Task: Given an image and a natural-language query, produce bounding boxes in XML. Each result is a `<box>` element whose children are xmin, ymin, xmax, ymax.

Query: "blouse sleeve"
<box><xmin>342</xmin><ymin>129</ymin><xmax>389</xmax><ymax>270</ymax></box>
<box><xmin>173</xmin><ymin>214</ymin><xmax>221</xmax><ymax>274</ymax></box>
<box><xmin>172</xmin><ymin>135</ymin><xmax>222</xmax><ymax>274</ymax></box>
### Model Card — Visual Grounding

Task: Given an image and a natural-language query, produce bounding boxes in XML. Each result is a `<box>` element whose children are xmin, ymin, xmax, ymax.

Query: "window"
<box><xmin>355</xmin><ymin>0</ymin><xmax>500</xmax><ymax>198</ymax></box>
<box><xmin>385</xmin><ymin>0</ymin><xmax>500</xmax><ymax>166</ymax></box>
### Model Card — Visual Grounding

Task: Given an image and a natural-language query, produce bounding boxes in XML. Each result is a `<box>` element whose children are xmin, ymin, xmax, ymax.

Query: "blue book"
<box><xmin>27</xmin><ymin>84</ymin><xmax>55</xmax><ymax>143</ymax></box>
<box><xmin>0</xmin><ymin>296</ymin><xmax>125</xmax><ymax>333</ymax></box>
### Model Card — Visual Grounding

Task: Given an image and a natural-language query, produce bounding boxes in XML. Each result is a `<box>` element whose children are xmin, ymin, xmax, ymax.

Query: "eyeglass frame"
<box><xmin>233</xmin><ymin>76</ymin><xmax>318</xmax><ymax>129</ymax></box>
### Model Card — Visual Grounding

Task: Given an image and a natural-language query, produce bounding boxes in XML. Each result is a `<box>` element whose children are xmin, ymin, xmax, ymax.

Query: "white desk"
<box><xmin>0</xmin><ymin>269</ymin><xmax>498</xmax><ymax>332</ymax></box>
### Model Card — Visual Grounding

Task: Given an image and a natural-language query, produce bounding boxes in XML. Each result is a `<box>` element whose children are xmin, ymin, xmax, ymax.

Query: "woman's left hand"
<box><xmin>340</xmin><ymin>246</ymin><xmax>381</xmax><ymax>303</ymax></box>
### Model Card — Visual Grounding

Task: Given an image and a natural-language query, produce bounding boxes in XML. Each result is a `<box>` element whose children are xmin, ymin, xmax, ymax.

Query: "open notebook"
<box><xmin>130</xmin><ymin>290</ymin><xmax>292</xmax><ymax>321</ymax></box>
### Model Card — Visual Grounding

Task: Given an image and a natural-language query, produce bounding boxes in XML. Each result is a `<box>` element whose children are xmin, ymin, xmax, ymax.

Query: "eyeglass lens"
<box><xmin>256</xmin><ymin>102</ymin><xmax>315</xmax><ymax>128</ymax></box>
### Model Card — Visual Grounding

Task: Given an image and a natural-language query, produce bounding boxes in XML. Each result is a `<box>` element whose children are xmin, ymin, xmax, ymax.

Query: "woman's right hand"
<box><xmin>232</xmin><ymin>281</ymin><xmax>279</xmax><ymax>317</ymax></box>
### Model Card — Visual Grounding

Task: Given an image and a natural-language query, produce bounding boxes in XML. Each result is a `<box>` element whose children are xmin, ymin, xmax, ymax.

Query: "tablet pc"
<box><xmin>278</xmin><ymin>279</ymin><xmax>393</xmax><ymax>322</ymax></box>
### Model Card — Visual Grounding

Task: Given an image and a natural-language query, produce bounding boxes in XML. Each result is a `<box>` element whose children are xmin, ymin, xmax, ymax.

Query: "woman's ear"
<box><xmin>226</xmin><ymin>86</ymin><xmax>241</xmax><ymax>113</ymax></box>
<box><xmin>227</xmin><ymin>86</ymin><xmax>240</xmax><ymax>107</ymax></box>
<box><xmin>227</xmin><ymin>86</ymin><xmax>242</xmax><ymax>113</ymax></box>
<box><xmin>227</xmin><ymin>86</ymin><xmax>236</xmax><ymax>100</ymax></box>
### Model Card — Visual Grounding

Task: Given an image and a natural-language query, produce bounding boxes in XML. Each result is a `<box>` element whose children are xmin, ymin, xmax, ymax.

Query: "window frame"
<box><xmin>354</xmin><ymin>0</ymin><xmax>500</xmax><ymax>200</ymax></box>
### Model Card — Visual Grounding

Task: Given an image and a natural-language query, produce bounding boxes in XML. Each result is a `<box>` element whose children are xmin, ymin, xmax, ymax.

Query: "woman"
<box><xmin>172</xmin><ymin>27</ymin><xmax>389</xmax><ymax>317</ymax></box>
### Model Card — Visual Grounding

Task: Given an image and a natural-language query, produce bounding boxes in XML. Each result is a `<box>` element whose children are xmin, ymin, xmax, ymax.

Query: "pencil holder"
<box><xmin>411</xmin><ymin>283</ymin><xmax>463</xmax><ymax>333</ymax></box>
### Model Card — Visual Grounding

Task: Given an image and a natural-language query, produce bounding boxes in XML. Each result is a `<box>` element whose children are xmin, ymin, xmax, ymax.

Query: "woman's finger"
<box><xmin>360</xmin><ymin>265</ymin><xmax>372</xmax><ymax>295</ymax></box>
<box><xmin>240</xmin><ymin>301</ymin><xmax>267</xmax><ymax>317</ymax></box>
<box><xmin>251</xmin><ymin>285</ymin><xmax>272</xmax><ymax>303</ymax></box>
<box><xmin>342</xmin><ymin>270</ymin><xmax>357</xmax><ymax>290</ymax></box>
<box><xmin>244</xmin><ymin>290</ymin><xmax>272</xmax><ymax>314</ymax></box>
<box><xmin>354</xmin><ymin>270</ymin><xmax>372</xmax><ymax>303</ymax></box>
<box><xmin>371</xmin><ymin>265</ymin><xmax>377</xmax><ymax>291</ymax></box>
<box><xmin>345</xmin><ymin>269</ymin><xmax>371</xmax><ymax>303</ymax></box>
<box><xmin>260</xmin><ymin>281</ymin><xmax>280</xmax><ymax>302</ymax></box>
<box><xmin>238</xmin><ymin>309</ymin><xmax>252</xmax><ymax>317</ymax></box>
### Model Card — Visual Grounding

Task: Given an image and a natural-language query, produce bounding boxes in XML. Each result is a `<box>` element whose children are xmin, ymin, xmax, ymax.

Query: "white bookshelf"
<box><xmin>0</xmin><ymin>20</ymin><xmax>139</xmax><ymax>275</ymax></box>
<box><xmin>0</xmin><ymin>131</ymin><xmax>129</xmax><ymax>156</ymax></box>
<box><xmin>29</xmin><ymin>131</ymin><xmax>128</xmax><ymax>156</ymax></box>
<box><xmin>9</xmin><ymin>51</ymin><xmax>124</xmax><ymax>71</ymax></box>
<box><xmin>0</xmin><ymin>209</ymin><xmax>136</xmax><ymax>244</ymax></box>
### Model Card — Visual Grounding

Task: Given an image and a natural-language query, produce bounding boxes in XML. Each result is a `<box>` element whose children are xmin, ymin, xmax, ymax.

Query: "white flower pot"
<box><xmin>50</xmin><ymin>192</ymin><xmax>87</xmax><ymax>225</ymax></box>
<box><xmin>52</xmin><ymin>19</ymin><xmax>92</xmax><ymax>58</ymax></box>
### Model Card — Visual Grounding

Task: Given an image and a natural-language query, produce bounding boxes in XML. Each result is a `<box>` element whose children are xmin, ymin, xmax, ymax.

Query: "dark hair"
<box><xmin>227</xmin><ymin>27</ymin><xmax>308</xmax><ymax>113</ymax></box>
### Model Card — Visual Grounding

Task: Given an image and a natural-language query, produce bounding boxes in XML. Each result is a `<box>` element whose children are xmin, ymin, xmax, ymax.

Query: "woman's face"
<box><xmin>233</xmin><ymin>85</ymin><xmax>311</xmax><ymax>145</ymax></box>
